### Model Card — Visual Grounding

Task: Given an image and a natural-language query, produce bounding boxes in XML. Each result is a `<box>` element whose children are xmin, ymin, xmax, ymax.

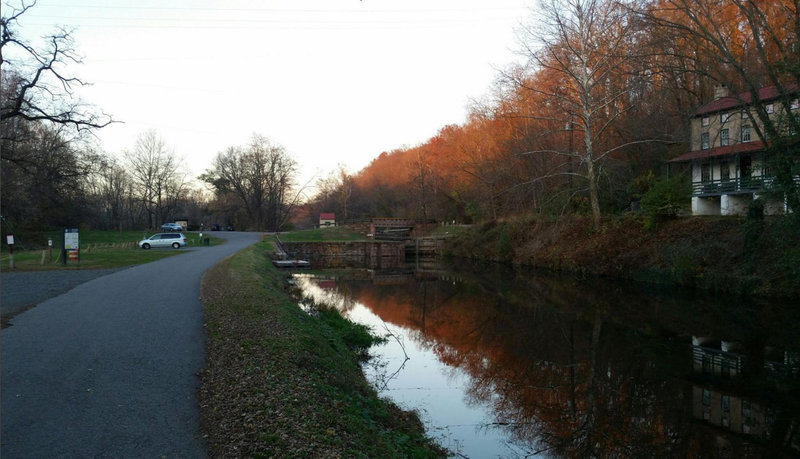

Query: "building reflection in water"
<box><xmin>293</xmin><ymin>263</ymin><xmax>800</xmax><ymax>458</ymax></box>
<box><xmin>691</xmin><ymin>337</ymin><xmax>799</xmax><ymax>455</ymax></box>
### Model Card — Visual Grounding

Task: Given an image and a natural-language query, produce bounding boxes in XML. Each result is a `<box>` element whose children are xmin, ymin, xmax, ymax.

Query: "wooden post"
<box><xmin>7</xmin><ymin>234</ymin><xmax>14</xmax><ymax>269</ymax></box>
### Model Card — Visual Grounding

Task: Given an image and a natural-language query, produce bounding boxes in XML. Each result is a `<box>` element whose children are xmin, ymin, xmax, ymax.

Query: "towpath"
<box><xmin>1</xmin><ymin>231</ymin><xmax>262</xmax><ymax>457</ymax></box>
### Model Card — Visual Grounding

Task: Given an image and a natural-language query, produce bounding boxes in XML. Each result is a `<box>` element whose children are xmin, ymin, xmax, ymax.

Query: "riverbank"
<box><xmin>443</xmin><ymin>214</ymin><xmax>800</xmax><ymax>298</ymax></box>
<box><xmin>198</xmin><ymin>240</ymin><xmax>446</xmax><ymax>457</ymax></box>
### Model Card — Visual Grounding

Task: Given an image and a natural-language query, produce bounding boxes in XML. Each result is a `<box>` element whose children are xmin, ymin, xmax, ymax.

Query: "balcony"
<box><xmin>692</xmin><ymin>176</ymin><xmax>771</xmax><ymax>196</ymax></box>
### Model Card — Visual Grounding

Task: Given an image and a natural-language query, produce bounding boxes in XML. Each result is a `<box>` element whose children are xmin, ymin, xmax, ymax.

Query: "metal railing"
<box><xmin>692</xmin><ymin>176</ymin><xmax>772</xmax><ymax>196</ymax></box>
<box><xmin>692</xmin><ymin>345</ymin><xmax>799</xmax><ymax>379</ymax></box>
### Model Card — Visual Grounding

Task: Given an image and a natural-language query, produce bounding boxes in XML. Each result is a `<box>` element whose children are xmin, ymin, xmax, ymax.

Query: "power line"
<box><xmin>22</xmin><ymin>9</ymin><xmax>524</xmax><ymax>26</ymax></box>
<box><xmin>26</xmin><ymin>15</ymin><xmax>522</xmax><ymax>25</ymax></box>
<box><xmin>23</xmin><ymin>22</ymin><xmax>514</xmax><ymax>31</ymax></box>
<box><xmin>22</xmin><ymin>16</ymin><xmax>520</xmax><ymax>31</ymax></box>
<box><xmin>32</xmin><ymin>3</ymin><xmax>528</xmax><ymax>14</ymax></box>
<box><xmin>16</xmin><ymin>3</ymin><xmax>531</xmax><ymax>31</ymax></box>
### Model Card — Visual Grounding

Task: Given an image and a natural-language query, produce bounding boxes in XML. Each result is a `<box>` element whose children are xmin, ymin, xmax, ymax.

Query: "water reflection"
<box><xmin>293</xmin><ymin>263</ymin><xmax>800</xmax><ymax>458</ymax></box>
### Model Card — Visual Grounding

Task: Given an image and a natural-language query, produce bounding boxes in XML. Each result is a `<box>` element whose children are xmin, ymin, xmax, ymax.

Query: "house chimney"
<box><xmin>713</xmin><ymin>84</ymin><xmax>730</xmax><ymax>99</ymax></box>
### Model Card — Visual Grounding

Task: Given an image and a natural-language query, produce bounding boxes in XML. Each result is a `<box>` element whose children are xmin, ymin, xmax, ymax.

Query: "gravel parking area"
<box><xmin>1</xmin><ymin>269</ymin><xmax>124</xmax><ymax>326</ymax></box>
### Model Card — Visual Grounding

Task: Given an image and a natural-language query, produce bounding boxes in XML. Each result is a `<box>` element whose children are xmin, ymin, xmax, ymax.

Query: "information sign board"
<box><xmin>64</xmin><ymin>228</ymin><xmax>79</xmax><ymax>250</ymax></box>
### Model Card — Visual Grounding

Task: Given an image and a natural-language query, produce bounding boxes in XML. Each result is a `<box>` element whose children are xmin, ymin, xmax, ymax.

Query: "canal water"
<box><xmin>293</xmin><ymin>262</ymin><xmax>800</xmax><ymax>458</ymax></box>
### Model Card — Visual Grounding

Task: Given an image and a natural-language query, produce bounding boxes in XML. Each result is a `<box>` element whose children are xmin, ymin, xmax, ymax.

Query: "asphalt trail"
<box><xmin>1</xmin><ymin>268</ymin><xmax>124</xmax><ymax>327</ymax></box>
<box><xmin>1</xmin><ymin>231</ymin><xmax>262</xmax><ymax>458</ymax></box>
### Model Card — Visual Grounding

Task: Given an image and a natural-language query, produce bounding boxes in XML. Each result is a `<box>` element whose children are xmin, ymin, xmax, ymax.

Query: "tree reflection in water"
<box><xmin>293</xmin><ymin>264</ymin><xmax>800</xmax><ymax>458</ymax></box>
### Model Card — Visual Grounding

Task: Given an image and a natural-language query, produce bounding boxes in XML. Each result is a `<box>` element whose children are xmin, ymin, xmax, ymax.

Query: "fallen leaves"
<box><xmin>198</xmin><ymin>244</ymin><xmax>446</xmax><ymax>458</ymax></box>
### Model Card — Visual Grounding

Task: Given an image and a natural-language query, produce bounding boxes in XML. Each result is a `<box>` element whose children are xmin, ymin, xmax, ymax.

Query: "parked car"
<box><xmin>138</xmin><ymin>233</ymin><xmax>187</xmax><ymax>249</ymax></box>
<box><xmin>161</xmin><ymin>222</ymin><xmax>183</xmax><ymax>231</ymax></box>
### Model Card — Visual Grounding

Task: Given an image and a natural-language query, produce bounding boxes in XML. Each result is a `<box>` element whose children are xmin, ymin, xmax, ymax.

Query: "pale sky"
<box><xmin>8</xmin><ymin>0</ymin><xmax>533</xmax><ymax>191</ymax></box>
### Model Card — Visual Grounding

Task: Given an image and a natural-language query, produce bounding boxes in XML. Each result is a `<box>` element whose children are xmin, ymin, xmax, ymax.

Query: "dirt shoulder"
<box><xmin>198</xmin><ymin>241</ymin><xmax>446</xmax><ymax>457</ymax></box>
<box><xmin>443</xmin><ymin>214</ymin><xmax>800</xmax><ymax>298</ymax></box>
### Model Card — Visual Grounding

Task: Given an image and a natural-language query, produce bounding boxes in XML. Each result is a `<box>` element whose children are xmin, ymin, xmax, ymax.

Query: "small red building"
<box><xmin>319</xmin><ymin>213</ymin><xmax>335</xmax><ymax>227</ymax></box>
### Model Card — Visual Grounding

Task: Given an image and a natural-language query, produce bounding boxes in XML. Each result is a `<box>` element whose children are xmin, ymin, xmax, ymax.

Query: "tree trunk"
<box><xmin>585</xmin><ymin>155</ymin><xmax>602</xmax><ymax>231</ymax></box>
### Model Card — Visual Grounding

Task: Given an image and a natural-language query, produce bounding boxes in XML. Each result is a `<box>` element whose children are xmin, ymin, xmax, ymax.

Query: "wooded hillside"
<box><xmin>302</xmin><ymin>0</ymin><xmax>800</xmax><ymax>229</ymax></box>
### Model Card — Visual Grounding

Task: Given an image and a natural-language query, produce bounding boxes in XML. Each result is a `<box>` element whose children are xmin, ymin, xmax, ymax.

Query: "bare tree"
<box><xmin>90</xmin><ymin>153</ymin><xmax>132</xmax><ymax>231</ymax></box>
<box><xmin>307</xmin><ymin>165</ymin><xmax>353</xmax><ymax>226</ymax></box>
<box><xmin>257</xmin><ymin>136</ymin><xmax>299</xmax><ymax>231</ymax></box>
<box><xmin>125</xmin><ymin>130</ymin><xmax>187</xmax><ymax>229</ymax></box>
<box><xmin>0</xmin><ymin>1</ymin><xmax>116</xmax><ymax>230</ymax></box>
<box><xmin>203</xmin><ymin>134</ymin><xmax>298</xmax><ymax>231</ymax></box>
<box><xmin>511</xmin><ymin>0</ymin><xmax>654</xmax><ymax>230</ymax></box>
<box><xmin>410</xmin><ymin>151</ymin><xmax>433</xmax><ymax>220</ymax></box>
<box><xmin>0</xmin><ymin>1</ymin><xmax>113</xmax><ymax>138</ymax></box>
<box><xmin>1</xmin><ymin>120</ymin><xmax>103</xmax><ymax>228</ymax></box>
<box><xmin>337</xmin><ymin>164</ymin><xmax>352</xmax><ymax>221</ymax></box>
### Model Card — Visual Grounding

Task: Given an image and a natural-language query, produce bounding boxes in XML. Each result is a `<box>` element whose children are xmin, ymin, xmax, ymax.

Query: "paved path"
<box><xmin>1</xmin><ymin>231</ymin><xmax>263</xmax><ymax>458</ymax></box>
<box><xmin>2</xmin><ymin>269</ymin><xmax>124</xmax><ymax>326</ymax></box>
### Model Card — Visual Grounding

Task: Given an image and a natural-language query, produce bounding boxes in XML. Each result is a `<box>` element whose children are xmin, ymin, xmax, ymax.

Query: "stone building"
<box><xmin>669</xmin><ymin>84</ymin><xmax>798</xmax><ymax>215</ymax></box>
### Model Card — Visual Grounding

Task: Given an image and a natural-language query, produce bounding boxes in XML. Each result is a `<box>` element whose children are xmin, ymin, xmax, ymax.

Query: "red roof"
<box><xmin>319</xmin><ymin>213</ymin><xmax>335</xmax><ymax>220</ymax></box>
<box><xmin>695</xmin><ymin>83</ymin><xmax>798</xmax><ymax>116</ymax></box>
<box><xmin>668</xmin><ymin>141</ymin><xmax>765</xmax><ymax>162</ymax></box>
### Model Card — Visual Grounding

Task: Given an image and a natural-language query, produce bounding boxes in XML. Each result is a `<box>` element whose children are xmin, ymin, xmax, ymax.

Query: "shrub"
<box><xmin>640</xmin><ymin>175</ymin><xmax>691</xmax><ymax>223</ymax></box>
<box><xmin>496</xmin><ymin>223</ymin><xmax>513</xmax><ymax>262</ymax></box>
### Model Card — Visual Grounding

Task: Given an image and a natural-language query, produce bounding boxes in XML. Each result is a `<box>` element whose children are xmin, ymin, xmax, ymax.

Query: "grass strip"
<box><xmin>199</xmin><ymin>240</ymin><xmax>446</xmax><ymax>458</ymax></box>
<box><xmin>278</xmin><ymin>226</ymin><xmax>368</xmax><ymax>242</ymax></box>
<box><xmin>1</xmin><ymin>230</ymin><xmax>222</xmax><ymax>271</ymax></box>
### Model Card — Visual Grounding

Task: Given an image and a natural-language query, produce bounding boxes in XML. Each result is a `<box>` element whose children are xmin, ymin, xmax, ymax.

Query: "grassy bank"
<box><xmin>444</xmin><ymin>214</ymin><xmax>800</xmax><ymax>298</ymax></box>
<box><xmin>279</xmin><ymin>226</ymin><xmax>368</xmax><ymax>242</ymax></box>
<box><xmin>199</xmin><ymin>239</ymin><xmax>445</xmax><ymax>457</ymax></box>
<box><xmin>0</xmin><ymin>230</ymin><xmax>221</xmax><ymax>271</ymax></box>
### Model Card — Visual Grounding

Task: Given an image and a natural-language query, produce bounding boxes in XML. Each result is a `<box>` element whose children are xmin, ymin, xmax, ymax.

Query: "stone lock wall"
<box><xmin>280</xmin><ymin>241</ymin><xmax>406</xmax><ymax>269</ymax></box>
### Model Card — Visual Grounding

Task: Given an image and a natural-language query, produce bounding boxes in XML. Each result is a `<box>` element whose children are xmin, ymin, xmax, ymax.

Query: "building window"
<box><xmin>702</xmin><ymin>116</ymin><xmax>710</xmax><ymax>126</ymax></box>
<box><xmin>720</xmin><ymin>112</ymin><xmax>731</xmax><ymax>123</ymax></box>
<box><xmin>721</xmin><ymin>163</ymin><xmax>730</xmax><ymax>180</ymax></box>
<box><xmin>701</xmin><ymin>163</ymin><xmax>711</xmax><ymax>183</ymax></box>
<box><xmin>720</xmin><ymin>128</ymin><xmax>729</xmax><ymax>146</ymax></box>
<box><xmin>742</xmin><ymin>125</ymin><xmax>751</xmax><ymax>142</ymax></box>
<box><xmin>701</xmin><ymin>132</ymin><xmax>710</xmax><ymax>149</ymax></box>
<box><xmin>766</xmin><ymin>103</ymin><xmax>774</xmax><ymax>114</ymax></box>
